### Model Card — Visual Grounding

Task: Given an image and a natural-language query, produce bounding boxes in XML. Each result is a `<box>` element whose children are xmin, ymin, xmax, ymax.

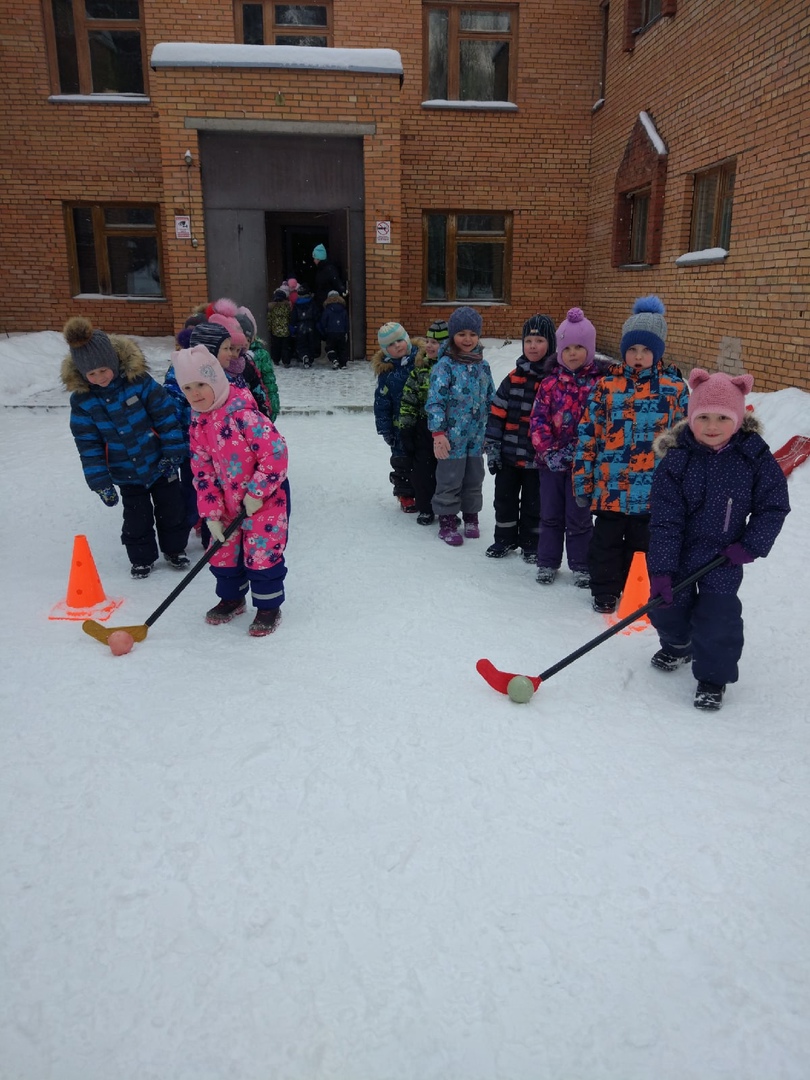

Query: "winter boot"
<box><xmin>651</xmin><ymin>649</ymin><xmax>692</xmax><ymax>672</ymax></box>
<box><xmin>248</xmin><ymin>608</ymin><xmax>282</xmax><ymax>637</ymax></box>
<box><xmin>205</xmin><ymin>598</ymin><xmax>246</xmax><ymax>625</ymax></box>
<box><xmin>572</xmin><ymin>570</ymin><xmax>591</xmax><ymax>589</ymax></box>
<box><xmin>417</xmin><ymin>511</ymin><xmax>435</xmax><ymax>526</ymax></box>
<box><xmin>485</xmin><ymin>540</ymin><xmax>518</xmax><ymax>558</ymax></box>
<box><xmin>535</xmin><ymin>566</ymin><xmax>557</xmax><ymax>585</ymax></box>
<box><xmin>694</xmin><ymin>681</ymin><xmax>725</xmax><ymax>711</ymax></box>
<box><xmin>165</xmin><ymin>552</ymin><xmax>190</xmax><ymax>570</ymax></box>
<box><xmin>462</xmin><ymin>513</ymin><xmax>480</xmax><ymax>539</ymax></box>
<box><xmin>399</xmin><ymin>496</ymin><xmax>418</xmax><ymax>513</ymax></box>
<box><xmin>521</xmin><ymin>548</ymin><xmax>537</xmax><ymax>564</ymax></box>
<box><xmin>592</xmin><ymin>594</ymin><xmax>618</xmax><ymax>614</ymax></box>
<box><xmin>130</xmin><ymin>563</ymin><xmax>154</xmax><ymax>579</ymax></box>
<box><xmin>438</xmin><ymin>515</ymin><xmax>463</xmax><ymax>546</ymax></box>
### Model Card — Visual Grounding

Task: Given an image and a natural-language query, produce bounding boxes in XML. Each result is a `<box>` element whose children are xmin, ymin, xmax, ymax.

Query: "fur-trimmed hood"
<box><xmin>654</xmin><ymin>412</ymin><xmax>762</xmax><ymax>458</ymax></box>
<box><xmin>322</xmin><ymin>292</ymin><xmax>346</xmax><ymax>309</ymax></box>
<box><xmin>371</xmin><ymin>340</ymin><xmax>427</xmax><ymax>376</ymax></box>
<box><xmin>61</xmin><ymin>334</ymin><xmax>149</xmax><ymax>394</ymax></box>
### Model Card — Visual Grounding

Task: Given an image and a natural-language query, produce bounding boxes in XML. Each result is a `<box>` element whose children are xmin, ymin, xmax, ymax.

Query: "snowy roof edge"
<box><xmin>150</xmin><ymin>43</ymin><xmax>403</xmax><ymax>76</ymax></box>
<box><xmin>639</xmin><ymin>110</ymin><xmax>667</xmax><ymax>156</ymax></box>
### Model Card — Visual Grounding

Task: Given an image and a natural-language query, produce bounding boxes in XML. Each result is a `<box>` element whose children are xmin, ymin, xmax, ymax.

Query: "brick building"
<box><xmin>1</xmin><ymin>1</ymin><xmax>807</xmax><ymax>388</ymax></box>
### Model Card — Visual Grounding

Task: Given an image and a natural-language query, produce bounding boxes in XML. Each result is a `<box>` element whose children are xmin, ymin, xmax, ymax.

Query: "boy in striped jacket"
<box><xmin>484</xmin><ymin>314</ymin><xmax>556</xmax><ymax>560</ymax></box>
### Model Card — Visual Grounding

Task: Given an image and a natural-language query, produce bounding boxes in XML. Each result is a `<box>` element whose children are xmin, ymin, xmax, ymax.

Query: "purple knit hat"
<box><xmin>688</xmin><ymin>369</ymin><xmax>754</xmax><ymax>434</ymax></box>
<box><xmin>555</xmin><ymin>307</ymin><xmax>596</xmax><ymax>364</ymax></box>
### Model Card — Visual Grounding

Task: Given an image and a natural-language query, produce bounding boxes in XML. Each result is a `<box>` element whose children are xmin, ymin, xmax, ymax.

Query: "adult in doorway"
<box><xmin>312</xmin><ymin>244</ymin><xmax>345</xmax><ymax>311</ymax></box>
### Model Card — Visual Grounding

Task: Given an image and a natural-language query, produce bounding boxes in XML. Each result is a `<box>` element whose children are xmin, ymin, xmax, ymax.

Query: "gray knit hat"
<box><xmin>620</xmin><ymin>296</ymin><xmax>668</xmax><ymax>362</ymax></box>
<box><xmin>63</xmin><ymin>316</ymin><xmax>119</xmax><ymax>377</ymax></box>
<box><xmin>447</xmin><ymin>306</ymin><xmax>483</xmax><ymax>338</ymax></box>
<box><xmin>189</xmin><ymin>320</ymin><xmax>230</xmax><ymax>357</ymax></box>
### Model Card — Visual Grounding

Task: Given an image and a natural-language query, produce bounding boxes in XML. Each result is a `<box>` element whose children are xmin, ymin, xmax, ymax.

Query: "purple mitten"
<box><xmin>722</xmin><ymin>542</ymin><xmax>755</xmax><ymax>565</ymax></box>
<box><xmin>649</xmin><ymin>574</ymin><xmax>674</xmax><ymax>607</ymax></box>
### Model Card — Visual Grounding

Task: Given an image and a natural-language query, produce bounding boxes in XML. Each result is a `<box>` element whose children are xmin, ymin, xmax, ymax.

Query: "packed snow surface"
<box><xmin>1</xmin><ymin>333</ymin><xmax>809</xmax><ymax>1079</ymax></box>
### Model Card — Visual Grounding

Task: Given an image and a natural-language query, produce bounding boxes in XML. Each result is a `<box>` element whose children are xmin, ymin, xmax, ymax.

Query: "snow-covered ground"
<box><xmin>2</xmin><ymin>331</ymin><xmax>810</xmax><ymax>1080</ymax></box>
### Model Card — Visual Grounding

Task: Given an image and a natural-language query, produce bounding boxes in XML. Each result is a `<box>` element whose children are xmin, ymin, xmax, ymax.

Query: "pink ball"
<box><xmin>108</xmin><ymin>630</ymin><xmax>135</xmax><ymax>656</ymax></box>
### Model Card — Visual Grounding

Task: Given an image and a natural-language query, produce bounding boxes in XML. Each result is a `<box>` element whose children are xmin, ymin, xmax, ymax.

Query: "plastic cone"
<box><xmin>49</xmin><ymin>535</ymin><xmax>124</xmax><ymax>622</ymax></box>
<box><xmin>610</xmin><ymin>550</ymin><xmax>651</xmax><ymax>634</ymax></box>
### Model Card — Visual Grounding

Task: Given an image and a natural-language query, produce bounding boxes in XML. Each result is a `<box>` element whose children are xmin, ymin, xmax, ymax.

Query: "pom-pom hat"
<box><xmin>688</xmin><ymin>369</ymin><xmax>754</xmax><ymax>434</ymax></box>
<box><xmin>447</xmin><ymin>306</ymin><xmax>483</xmax><ymax>339</ymax></box>
<box><xmin>209</xmin><ymin>314</ymin><xmax>247</xmax><ymax>349</ymax></box>
<box><xmin>620</xmin><ymin>296</ymin><xmax>668</xmax><ymax>363</ymax></box>
<box><xmin>378</xmin><ymin>322</ymin><xmax>410</xmax><ymax>351</ymax></box>
<box><xmin>63</xmin><ymin>316</ymin><xmax>119</xmax><ymax>377</ymax></box>
<box><xmin>522</xmin><ymin>313</ymin><xmax>557</xmax><ymax>354</ymax></box>
<box><xmin>555</xmin><ymin>308</ymin><xmax>596</xmax><ymax>364</ymax></box>
<box><xmin>173</xmin><ymin>345</ymin><xmax>231</xmax><ymax>411</ymax></box>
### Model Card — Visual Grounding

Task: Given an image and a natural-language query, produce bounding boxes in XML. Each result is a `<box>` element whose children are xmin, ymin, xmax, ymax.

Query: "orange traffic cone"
<box><xmin>610</xmin><ymin>550</ymin><xmax>651</xmax><ymax>634</ymax></box>
<box><xmin>49</xmin><ymin>535</ymin><xmax>124</xmax><ymax>622</ymax></box>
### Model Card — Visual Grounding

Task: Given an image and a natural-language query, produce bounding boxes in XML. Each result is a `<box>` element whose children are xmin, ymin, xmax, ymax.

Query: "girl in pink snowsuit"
<box><xmin>174</xmin><ymin>344</ymin><xmax>289</xmax><ymax>637</ymax></box>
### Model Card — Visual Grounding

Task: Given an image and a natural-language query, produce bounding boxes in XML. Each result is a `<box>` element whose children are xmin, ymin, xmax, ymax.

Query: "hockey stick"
<box><xmin>82</xmin><ymin>509</ymin><xmax>248</xmax><ymax>645</ymax></box>
<box><xmin>477</xmin><ymin>554</ymin><xmax>728</xmax><ymax>696</ymax></box>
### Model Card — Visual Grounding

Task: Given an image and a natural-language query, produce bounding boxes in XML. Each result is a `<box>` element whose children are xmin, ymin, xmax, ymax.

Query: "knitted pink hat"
<box><xmin>173</xmin><ymin>345</ymin><xmax>231</xmax><ymax>411</ymax></box>
<box><xmin>688</xmin><ymin>369</ymin><xmax>754</xmax><ymax>433</ymax></box>
<box><xmin>555</xmin><ymin>307</ymin><xmax>596</xmax><ymax>364</ymax></box>
<box><xmin>209</xmin><ymin>313</ymin><xmax>247</xmax><ymax>349</ymax></box>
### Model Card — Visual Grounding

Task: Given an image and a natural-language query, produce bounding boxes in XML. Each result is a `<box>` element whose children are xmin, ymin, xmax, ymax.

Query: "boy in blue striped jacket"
<box><xmin>61</xmin><ymin>317</ymin><xmax>190</xmax><ymax>579</ymax></box>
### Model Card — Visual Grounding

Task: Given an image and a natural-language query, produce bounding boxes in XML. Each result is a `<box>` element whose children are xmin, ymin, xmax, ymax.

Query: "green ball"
<box><xmin>507</xmin><ymin>675</ymin><xmax>535</xmax><ymax>703</ymax></box>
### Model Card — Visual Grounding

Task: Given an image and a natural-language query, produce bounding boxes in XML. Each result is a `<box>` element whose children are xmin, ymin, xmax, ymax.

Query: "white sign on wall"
<box><xmin>376</xmin><ymin>220</ymin><xmax>391</xmax><ymax>244</ymax></box>
<box><xmin>175</xmin><ymin>215</ymin><xmax>191</xmax><ymax>240</ymax></box>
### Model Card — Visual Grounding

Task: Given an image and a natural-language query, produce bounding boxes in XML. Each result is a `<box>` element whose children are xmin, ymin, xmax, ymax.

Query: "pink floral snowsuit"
<box><xmin>189</xmin><ymin>385</ymin><xmax>289</xmax><ymax>608</ymax></box>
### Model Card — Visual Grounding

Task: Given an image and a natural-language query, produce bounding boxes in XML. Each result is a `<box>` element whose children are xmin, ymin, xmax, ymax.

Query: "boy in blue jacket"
<box><xmin>647</xmin><ymin>369</ymin><xmax>790</xmax><ymax>710</ymax></box>
<box><xmin>62</xmin><ymin>317</ymin><xmax>190</xmax><ymax>579</ymax></box>
<box><xmin>372</xmin><ymin>322</ymin><xmax>422</xmax><ymax>511</ymax></box>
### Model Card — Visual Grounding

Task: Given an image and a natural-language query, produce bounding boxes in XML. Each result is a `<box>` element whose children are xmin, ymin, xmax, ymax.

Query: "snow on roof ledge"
<box><xmin>639</xmin><ymin>110</ymin><xmax>667</xmax><ymax>156</ymax></box>
<box><xmin>150</xmin><ymin>43</ymin><xmax>403</xmax><ymax>76</ymax></box>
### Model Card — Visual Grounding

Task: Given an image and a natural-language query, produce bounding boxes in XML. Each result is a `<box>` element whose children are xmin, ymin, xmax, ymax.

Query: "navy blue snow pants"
<box><xmin>649</xmin><ymin>584</ymin><xmax>744</xmax><ymax>686</ymax></box>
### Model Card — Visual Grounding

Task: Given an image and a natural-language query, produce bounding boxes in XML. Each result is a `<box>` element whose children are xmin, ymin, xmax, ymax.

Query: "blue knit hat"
<box><xmin>620</xmin><ymin>296</ymin><xmax>668</xmax><ymax>362</ymax></box>
<box><xmin>447</xmin><ymin>306</ymin><xmax>483</xmax><ymax>338</ymax></box>
<box><xmin>312</xmin><ymin>243</ymin><xmax>327</xmax><ymax>261</ymax></box>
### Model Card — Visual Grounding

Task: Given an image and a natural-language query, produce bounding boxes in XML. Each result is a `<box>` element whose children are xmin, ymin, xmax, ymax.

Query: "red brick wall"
<box><xmin>584</xmin><ymin>0</ymin><xmax>810</xmax><ymax>391</ymax></box>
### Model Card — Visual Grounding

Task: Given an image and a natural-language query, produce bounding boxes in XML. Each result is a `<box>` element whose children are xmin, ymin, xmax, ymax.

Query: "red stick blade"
<box><xmin>476</xmin><ymin>658</ymin><xmax>541</xmax><ymax>695</ymax></box>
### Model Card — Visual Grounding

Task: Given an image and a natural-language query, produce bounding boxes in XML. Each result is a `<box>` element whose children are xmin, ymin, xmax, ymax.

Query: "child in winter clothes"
<box><xmin>289</xmin><ymin>285</ymin><xmax>321</xmax><ymax>368</ymax></box>
<box><xmin>318</xmin><ymin>290</ymin><xmax>350</xmax><ymax>369</ymax></box>
<box><xmin>647</xmin><ymin>369</ymin><xmax>789</xmax><ymax>710</ymax></box>
<box><xmin>62</xmin><ymin>316</ymin><xmax>190</xmax><ymax>579</ymax></box>
<box><xmin>426</xmin><ymin>306</ymin><xmax>495</xmax><ymax>546</ymax></box>
<box><xmin>174</xmin><ymin>344</ymin><xmax>290</xmax><ymax>638</ymax></box>
<box><xmin>234</xmin><ymin>305</ymin><xmax>280</xmax><ymax>421</ymax></box>
<box><xmin>268</xmin><ymin>288</ymin><xmax>292</xmax><ymax>368</ymax></box>
<box><xmin>530</xmin><ymin>308</ymin><xmax>607</xmax><ymax>585</ymax></box>
<box><xmin>397</xmin><ymin>322</ymin><xmax>448</xmax><ymax>525</ymax></box>
<box><xmin>485</xmin><ymin>313</ymin><xmax>556</xmax><ymax>562</ymax></box>
<box><xmin>573</xmin><ymin>296</ymin><xmax>688</xmax><ymax>613</ymax></box>
<box><xmin>372</xmin><ymin>322</ymin><xmax>422</xmax><ymax>511</ymax></box>
<box><xmin>189</xmin><ymin>319</ymin><xmax>271</xmax><ymax>418</ymax></box>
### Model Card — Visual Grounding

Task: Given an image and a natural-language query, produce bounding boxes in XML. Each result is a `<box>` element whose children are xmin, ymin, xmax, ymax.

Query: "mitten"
<box><xmin>158</xmin><ymin>458</ymin><xmax>179</xmax><ymax>480</ymax></box>
<box><xmin>649</xmin><ymin>574</ymin><xmax>674</xmax><ymax>607</ymax></box>
<box><xmin>207</xmin><ymin>519</ymin><xmax>226</xmax><ymax>544</ymax></box>
<box><xmin>487</xmin><ymin>457</ymin><xmax>502</xmax><ymax>475</ymax></box>
<box><xmin>243</xmin><ymin>493</ymin><xmax>263</xmax><ymax>516</ymax></box>
<box><xmin>96</xmin><ymin>486</ymin><xmax>119</xmax><ymax>507</ymax></box>
<box><xmin>722</xmin><ymin>542</ymin><xmax>755</xmax><ymax>565</ymax></box>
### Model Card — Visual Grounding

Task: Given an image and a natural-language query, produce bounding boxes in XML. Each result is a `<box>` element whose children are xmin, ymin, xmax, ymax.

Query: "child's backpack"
<box><xmin>268</xmin><ymin>298</ymin><xmax>291</xmax><ymax>338</ymax></box>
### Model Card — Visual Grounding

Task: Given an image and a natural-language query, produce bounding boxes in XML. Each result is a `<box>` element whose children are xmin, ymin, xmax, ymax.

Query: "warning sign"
<box><xmin>376</xmin><ymin>220</ymin><xmax>391</xmax><ymax>244</ymax></box>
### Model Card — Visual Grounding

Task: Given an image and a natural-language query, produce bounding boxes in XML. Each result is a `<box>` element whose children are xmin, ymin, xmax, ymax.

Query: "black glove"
<box><xmin>96</xmin><ymin>486</ymin><xmax>119</xmax><ymax>507</ymax></box>
<box><xmin>158</xmin><ymin>458</ymin><xmax>180</xmax><ymax>481</ymax></box>
<box><xmin>487</xmin><ymin>458</ymin><xmax>503</xmax><ymax>476</ymax></box>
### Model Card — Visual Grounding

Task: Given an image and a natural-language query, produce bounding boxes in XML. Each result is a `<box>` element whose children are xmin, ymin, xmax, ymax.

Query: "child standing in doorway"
<box><xmin>426</xmin><ymin>306</ymin><xmax>495</xmax><ymax>546</ymax></box>
<box><xmin>268</xmin><ymin>288</ymin><xmax>293</xmax><ymax>369</ymax></box>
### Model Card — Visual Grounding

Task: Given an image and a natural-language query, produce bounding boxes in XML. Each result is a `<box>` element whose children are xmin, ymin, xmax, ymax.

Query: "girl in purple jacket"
<box><xmin>175</xmin><ymin>345</ymin><xmax>290</xmax><ymax>638</ymax></box>
<box><xmin>647</xmin><ymin>369</ymin><xmax>790</xmax><ymax>711</ymax></box>
<box><xmin>529</xmin><ymin>308</ymin><xmax>606</xmax><ymax>587</ymax></box>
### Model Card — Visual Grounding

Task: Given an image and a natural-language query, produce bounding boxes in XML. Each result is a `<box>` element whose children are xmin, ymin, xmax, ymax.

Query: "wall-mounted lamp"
<box><xmin>183</xmin><ymin>149</ymin><xmax>193</xmax><ymax>167</ymax></box>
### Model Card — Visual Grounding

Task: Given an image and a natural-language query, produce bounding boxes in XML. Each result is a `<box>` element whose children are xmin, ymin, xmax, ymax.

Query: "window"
<box><xmin>628</xmin><ymin>189</ymin><xmax>650</xmax><ymax>263</ymax></box>
<box><xmin>65</xmin><ymin>204</ymin><xmax>162</xmax><ymax>297</ymax></box>
<box><xmin>623</xmin><ymin>0</ymin><xmax>675</xmax><ymax>51</ymax></box>
<box><xmin>423</xmin><ymin>212</ymin><xmax>511</xmax><ymax>301</ymax></box>
<box><xmin>235</xmin><ymin>3</ymin><xmax>332</xmax><ymax>46</ymax></box>
<box><xmin>690</xmin><ymin>161</ymin><xmax>735</xmax><ymax>251</ymax></box>
<box><xmin>424</xmin><ymin>4</ymin><xmax>517</xmax><ymax>102</ymax></box>
<box><xmin>45</xmin><ymin>0</ymin><xmax>146</xmax><ymax>95</ymax></box>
